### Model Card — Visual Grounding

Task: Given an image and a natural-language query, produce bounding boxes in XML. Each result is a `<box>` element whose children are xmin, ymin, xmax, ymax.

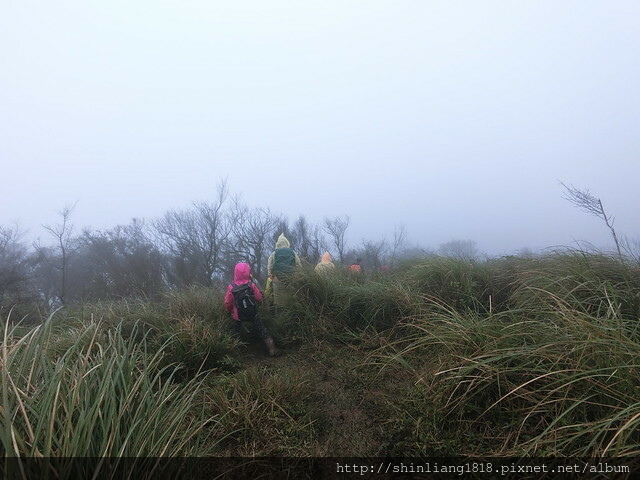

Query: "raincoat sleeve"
<box><xmin>265</xmin><ymin>277</ymin><xmax>273</xmax><ymax>297</ymax></box>
<box><xmin>267</xmin><ymin>252</ymin><xmax>275</xmax><ymax>276</ymax></box>
<box><xmin>223</xmin><ymin>286</ymin><xmax>234</xmax><ymax>314</ymax></box>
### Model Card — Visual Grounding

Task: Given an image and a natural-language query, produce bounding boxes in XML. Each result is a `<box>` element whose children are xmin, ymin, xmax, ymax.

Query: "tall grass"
<box><xmin>371</xmin><ymin>254</ymin><xmax>640</xmax><ymax>457</ymax></box>
<box><xmin>0</xmin><ymin>312</ymin><xmax>221</xmax><ymax>477</ymax></box>
<box><xmin>289</xmin><ymin>266</ymin><xmax>416</xmax><ymax>336</ymax></box>
<box><xmin>204</xmin><ymin>365</ymin><xmax>317</xmax><ymax>456</ymax></box>
<box><xmin>57</xmin><ymin>285</ymin><xmax>239</xmax><ymax>377</ymax></box>
<box><xmin>4</xmin><ymin>251</ymin><xmax>640</xmax><ymax>462</ymax></box>
<box><xmin>505</xmin><ymin>252</ymin><xmax>640</xmax><ymax>321</ymax></box>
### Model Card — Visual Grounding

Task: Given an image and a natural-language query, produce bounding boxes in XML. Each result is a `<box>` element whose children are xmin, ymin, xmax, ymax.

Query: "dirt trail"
<box><xmin>238</xmin><ymin>338</ymin><xmax>389</xmax><ymax>456</ymax></box>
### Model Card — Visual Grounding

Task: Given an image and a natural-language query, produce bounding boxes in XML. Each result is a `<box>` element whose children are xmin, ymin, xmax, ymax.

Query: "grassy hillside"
<box><xmin>2</xmin><ymin>252</ymin><xmax>640</xmax><ymax>475</ymax></box>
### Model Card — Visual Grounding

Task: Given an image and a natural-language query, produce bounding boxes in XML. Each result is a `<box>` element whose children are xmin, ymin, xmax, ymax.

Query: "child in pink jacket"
<box><xmin>224</xmin><ymin>262</ymin><xmax>280</xmax><ymax>357</ymax></box>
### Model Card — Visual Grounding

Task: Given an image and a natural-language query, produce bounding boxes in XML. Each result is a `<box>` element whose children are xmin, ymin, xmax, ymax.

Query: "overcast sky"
<box><xmin>2</xmin><ymin>1</ymin><xmax>639</xmax><ymax>256</ymax></box>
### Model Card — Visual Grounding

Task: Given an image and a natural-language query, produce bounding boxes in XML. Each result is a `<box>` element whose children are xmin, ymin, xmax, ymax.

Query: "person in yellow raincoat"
<box><xmin>314</xmin><ymin>252</ymin><xmax>335</xmax><ymax>274</ymax></box>
<box><xmin>267</xmin><ymin>233</ymin><xmax>301</xmax><ymax>307</ymax></box>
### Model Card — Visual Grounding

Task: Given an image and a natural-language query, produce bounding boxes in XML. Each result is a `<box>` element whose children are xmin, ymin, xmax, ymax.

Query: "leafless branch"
<box><xmin>560</xmin><ymin>181</ymin><xmax>622</xmax><ymax>260</ymax></box>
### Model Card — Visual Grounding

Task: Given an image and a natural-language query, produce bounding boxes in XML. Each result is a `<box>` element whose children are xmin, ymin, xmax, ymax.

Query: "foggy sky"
<box><xmin>2</xmin><ymin>1</ymin><xmax>639</xmax><ymax>256</ymax></box>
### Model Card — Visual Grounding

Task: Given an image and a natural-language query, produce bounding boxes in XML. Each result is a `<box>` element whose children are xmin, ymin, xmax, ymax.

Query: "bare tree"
<box><xmin>229</xmin><ymin>200</ymin><xmax>280</xmax><ymax>281</ymax></box>
<box><xmin>39</xmin><ymin>203</ymin><xmax>78</xmax><ymax>306</ymax></box>
<box><xmin>360</xmin><ymin>238</ymin><xmax>388</xmax><ymax>271</ymax></box>
<box><xmin>78</xmin><ymin>219</ymin><xmax>165</xmax><ymax>299</ymax></box>
<box><xmin>292</xmin><ymin>215</ymin><xmax>313</xmax><ymax>262</ymax></box>
<box><xmin>560</xmin><ymin>181</ymin><xmax>623</xmax><ymax>259</ymax></box>
<box><xmin>389</xmin><ymin>224</ymin><xmax>407</xmax><ymax>267</ymax></box>
<box><xmin>154</xmin><ymin>182</ymin><xmax>231</xmax><ymax>287</ymax></box>
<box><xmin>323</xmin><ymin>215</ymin><xmax>350</xmax><ymax>264</ymax></box>
<box><xmin>309</xmin><ymin>225</ymin><xmax>327</xmax><ymax>265</ymax></box>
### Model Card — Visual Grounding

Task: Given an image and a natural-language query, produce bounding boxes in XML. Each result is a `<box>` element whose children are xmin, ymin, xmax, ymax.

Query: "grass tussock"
<box><xmin>0</xmin><ymin>315</ymin><xmax>220</xmax><ymax>470</ymax></box>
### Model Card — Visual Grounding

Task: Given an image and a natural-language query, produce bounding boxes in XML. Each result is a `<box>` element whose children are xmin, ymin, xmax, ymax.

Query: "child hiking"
<box><xmin>224</xmin><ymin>262</ymin><xmax>281</xmax><ymax>357</ymax></box>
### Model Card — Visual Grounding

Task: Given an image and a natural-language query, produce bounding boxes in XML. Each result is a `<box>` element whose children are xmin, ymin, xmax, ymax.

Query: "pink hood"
<box><xmin>233</xmin><ymin>262</ymin><xmax>252</xmax><ymax>284</ymax></box>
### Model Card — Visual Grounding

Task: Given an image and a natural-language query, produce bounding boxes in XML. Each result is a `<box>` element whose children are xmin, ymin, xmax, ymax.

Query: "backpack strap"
<box><xmin>231</xmin><ymin>281</ymin><xmax>253</xmax><ymax>291</ymax></box>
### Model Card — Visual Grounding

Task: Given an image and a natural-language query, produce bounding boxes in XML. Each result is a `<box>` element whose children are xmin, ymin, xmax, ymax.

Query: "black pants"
<box><xmin>231</xmin><ymin>316</ymin><xmax>270</xmax><ymax>340</ymax></box>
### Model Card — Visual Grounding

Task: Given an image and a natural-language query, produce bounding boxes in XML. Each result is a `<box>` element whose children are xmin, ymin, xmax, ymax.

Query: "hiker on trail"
<box><xmin>314</xmin><ymin>252</ymin><xmax>335</xmax><ymax>274</ymax></box>
<box><xmin>348</xmin><ymin>258</ymin><xmax>363</xmax><ymax>275</ymax></box>
<box><xmin>224</xmin><ymin>262</ymin><xmax>281</xmax><ymax>357</ymax></box>
<box><xmin>267</xmin><ymin>233</ymin><xmax>301</xmax><ymax>306</ymax></box>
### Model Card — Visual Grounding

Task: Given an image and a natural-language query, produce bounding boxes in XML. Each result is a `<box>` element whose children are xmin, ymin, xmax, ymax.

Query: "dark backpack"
<box><xmin>273</xmin><ymin>247</ymin><xmax>295</xmax><ymax>277</ymax></box>
<box><xmin>231</xmin><ymin>282</ymin><xmax>258</xmax><ymax>321</ymax></box>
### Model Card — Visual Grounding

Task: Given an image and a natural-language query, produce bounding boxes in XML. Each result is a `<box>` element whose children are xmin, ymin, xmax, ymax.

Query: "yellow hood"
<box><xmin>275</xmin><ymin>233</ymin><xmax>290</xmax><ymax>249</ymax></box>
